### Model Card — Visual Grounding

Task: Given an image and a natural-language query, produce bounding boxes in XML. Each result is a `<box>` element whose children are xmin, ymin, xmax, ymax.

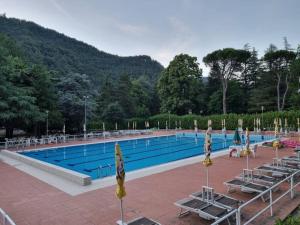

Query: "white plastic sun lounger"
<box><xmin>126</xmin><ymin>217</ymin><xmax>162</xmax><ymax>225</ymax></box>
<box><xmin>174</xmin><ymin>197</ymin><xmax>234</xmax><ymax>224</ymax></box>
<box><xmin>237</xmin><ymin>169</ymin><xmax>281</xmax><ymax>186</ymax></box>
<box><xmin>272</xmin><ymin>159</ymin><xmax>300</xmax><ymax>170</ymax></box>
<box><xmin>265</xmin><ymin>163</ymin><xmax>298</xmax><ymax>173</ymax></box>
<box><xmin>190</xmin><ymin>186</ymin><xmax>243</xmax><ymax>210</ymax></box>
<box><xmin>255</xmin><ymin>165</ymin><xmax>292</xmax><ymax>177</ymax></box>
<box><xmin>224</xmin><ymin>178</ymin><xmax>270</xmax><ymax>202</ymax></box>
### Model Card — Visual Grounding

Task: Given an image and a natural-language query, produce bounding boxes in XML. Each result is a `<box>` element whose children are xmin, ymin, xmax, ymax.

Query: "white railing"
<box><xmin>0</xmin><ymin>208</ymin><xmax>16</xmax><ymax>225</ymax></box>
<box><xmin>0</xmin><ymin>130</ymin><xmax>154</xmax><ymax>150</ymax></box>
<box><xmin>211</xmin><ymin>170</ymin><xmax>300</xmax><ymax>225</ymax></box>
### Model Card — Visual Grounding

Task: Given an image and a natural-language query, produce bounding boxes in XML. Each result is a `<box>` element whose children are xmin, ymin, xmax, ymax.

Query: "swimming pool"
<box><xmin>20</xmin><ymin>133</ymin><xmax>273</xmax><ymax>180</ymax></box>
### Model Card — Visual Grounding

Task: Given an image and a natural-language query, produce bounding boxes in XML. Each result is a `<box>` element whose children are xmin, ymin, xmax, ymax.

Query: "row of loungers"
<box><xmin>174</xmin><ymin>156</ymin><xmax>300</xmax><ymax>224</ymax></box>
<box><xmin>224</xmin><ymin>159</ymin><xmax>300</xmax><ymax>202</ymax></box>
<box><xmin>175</xmin><ymin>186</ymin><xmax>242</xmax><ymax>224</ymax></box>
<box><xmin>126</xmin><ymin>217</ymin><xmax>161</xmax><ymax>225</ymax></box>
<box><xmin>132</xmin><ymin>149</ymin><xmax>300</xmax><ymax>225</ymax></box>
<box><xmin>127</xmin><ymin>154</ymin><xmax>300</xmax><ymax>224</ymax></box>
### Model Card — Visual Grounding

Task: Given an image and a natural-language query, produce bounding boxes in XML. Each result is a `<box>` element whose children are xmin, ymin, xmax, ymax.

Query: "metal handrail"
<box><xmin>211</xmin><ymin>170</ymin><xmax>300</xmax><ymax>225</ymax></box>
<box><xmin>1</xmin><ymin>130</ymin><xmax>154</xmax><ymax>150</ymax></box>
<box><xmin>211</xmin><ymin>209</ymin><xmax>237</xmax><ymax>225</ymax></box>
<box><xmin>0</xmin><ymin>208</ymin><xmax>16</xmax><ymax>225</ymax></box>
<box><xmin>238</xmin><ymin>170</ymin><xmax>300</xmax><ymax>225</ymax></box>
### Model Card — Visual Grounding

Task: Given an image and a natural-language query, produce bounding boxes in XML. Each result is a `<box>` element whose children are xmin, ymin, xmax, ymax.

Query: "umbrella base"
<box><xmin>117</xmin><ymin>220</ymin><xmax>128</xmax><ymax>225</ymax></box>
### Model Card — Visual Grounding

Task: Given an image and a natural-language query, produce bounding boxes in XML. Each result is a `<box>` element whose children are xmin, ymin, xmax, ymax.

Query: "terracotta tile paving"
<box><xmin>1</xmin><ymin>137</ymin><xmax>300</xmax><ymax>225</ymax></box>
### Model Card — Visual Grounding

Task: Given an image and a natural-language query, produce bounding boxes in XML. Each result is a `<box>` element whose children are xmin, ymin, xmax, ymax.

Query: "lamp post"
<box><xmin>261</xmin><ymin>106</ymin><xmax>264</xmax><ymax>131</ymax></box>
<box><xmin>46</xmin><ymin>110</ymin><xmax>49</xmax><ymax>136</ymax></box>
<box><xmin>168</xmin><ymin>111</ymin><xmax>171</xmax><ymax>130</ymax></box>
<box><xmin>83</xmin><ymin>95</ymin><xmax>89</xmax><ymax>140</ymax></box>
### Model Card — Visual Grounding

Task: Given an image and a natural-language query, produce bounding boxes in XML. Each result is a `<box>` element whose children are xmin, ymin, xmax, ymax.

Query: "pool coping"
<box><xmin>1</xmin><ymin>150</ymin><xmax>92</xmax><ymax>186</ymax></box>
<box><xmin>0</xmin><ymin>136</ymin><xmax>272</xmax><ymax>196</ymax></box>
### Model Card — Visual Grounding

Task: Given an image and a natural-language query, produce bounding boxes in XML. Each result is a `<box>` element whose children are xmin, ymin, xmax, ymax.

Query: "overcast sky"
<box><xmin>1</xmin><ymin>0</ymin><xmax>300</xmax><ymax>75</ymax></box>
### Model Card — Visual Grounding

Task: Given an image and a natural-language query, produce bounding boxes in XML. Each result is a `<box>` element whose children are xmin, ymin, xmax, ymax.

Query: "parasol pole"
<box><xmin>206</xmin><ymin>167</ymin><xmax>209</xmax><ymax>187</ymax></box>
<box><xmin>119</xmin><ymin>198</ymin><xmax>124</xmax><ymax>225</ymax></box>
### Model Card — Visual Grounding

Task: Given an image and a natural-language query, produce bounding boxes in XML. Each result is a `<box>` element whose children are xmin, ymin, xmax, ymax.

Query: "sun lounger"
<box><xmin>266</xmin><ymin>163</ymin><xmax>298</xmax><ymax>173</ymax></box>
<box><xmin>190</xmin><ymin>186</ymin><xmax>242</xmax><ymax>210</ymax></box>
<box><xmin>224</xmin><ymin>178</ymin><xmax>270</xmax><ymax>201</ymax></box>
<box><xmin>126</xmin><ymin>217</ymin><xmax>162</xmax><ymax>225</ymax></box>
<box><xmin>282</xmin><ymin>156</ymin><xmax>300</xmax><ymax>163</ymax></box>
<box><xmin>255</xmin><ymin>165</ymin><xmax>291</xmax><ymax>178</ymax></box>
<box><xmin>273</xmin><ymin>159</ymin><xmax>300</xmax><ymax>169</ymax></box>
<box><xmin>237</xmin><ymin>169</ymin><xmax>280</xmax><ymax>186</ymax></box>
<box><xmin>174</xmin><ymin>197</ymin><xmax>233</xmax><ymax>223</ymax></box>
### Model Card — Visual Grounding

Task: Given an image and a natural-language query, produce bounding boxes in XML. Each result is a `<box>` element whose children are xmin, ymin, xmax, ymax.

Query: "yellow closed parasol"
<box><xmin>115</xmin><ymin>143</ymin><xmax>126</xmax><ymax>225</ymax></box>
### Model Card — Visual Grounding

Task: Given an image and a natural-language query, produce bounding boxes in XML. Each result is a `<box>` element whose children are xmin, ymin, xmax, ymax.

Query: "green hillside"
<box><xmin>0</xmin><ymin>16</ymin><xmax>163</xmax><ymax>85</ymax></box>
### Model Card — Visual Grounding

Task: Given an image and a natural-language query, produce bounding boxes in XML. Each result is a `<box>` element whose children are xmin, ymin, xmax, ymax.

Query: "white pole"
<box><xmin>276</xmin><ymin>147</ymin><xmax>279</xmax><ymax>166</ymax></box>
<box><xmin>247</xmin><ymin>155</ymin><xmax>249</xmax><ymax>170</ymax></box>
<box><xmin>206</xmin><ymin>167</ymin><xmax>209</xmax><ymax>187</ymax></box>
<box><xmin>120</xmin><ymin>199</ymin><xmax>124</xmax><ymax>225</ymax></box>
<box><xmin>46</xmin><ymin>110</ymin><xmax>49</xmax><ymax>136</ymax></box>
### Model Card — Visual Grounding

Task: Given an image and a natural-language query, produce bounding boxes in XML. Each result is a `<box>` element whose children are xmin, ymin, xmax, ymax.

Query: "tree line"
<box><xmin>1</xmin><ymin>31</ymin><xmax>300</xmax><ymax>138</ymax></box>
<box><xmin>158</xmin><ymin>39</ymin><xmax>300</xmax><ymax>116</ymax></box>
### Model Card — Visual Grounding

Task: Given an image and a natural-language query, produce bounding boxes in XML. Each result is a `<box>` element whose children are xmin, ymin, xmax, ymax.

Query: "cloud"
<box><xmin>48</xmin><ymin>0</ymin><xmax>72</xmax><ymax>19</ymax></box>
<box><xmin>168</xmin><ymin>16</ymin><xmax>189</xmax><ymax>33</ymax></box>
<box><xmin>153</xmin><ymin>17</ymin><xmax>197</xmax><ymax>66</ymax></box>
<box><xmin>115</xmin><ymin>22</ymin><xmax>150</xmax><ymax>36</ymax></box>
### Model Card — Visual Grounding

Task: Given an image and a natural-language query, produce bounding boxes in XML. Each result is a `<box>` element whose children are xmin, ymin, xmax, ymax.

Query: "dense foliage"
<box><xmin>275</xmin><ymin>215</ymin><xmax>300</xmax><ymax>225</ymax></box>
<box><xmin>0</xmin><ymin>16</ymin><xmax>163</xmax><ymax>137</ymax></box>
<box><xmin>0</xmin><ymin>16</ymin><xmax>163</xmax><ymax>86</ymax></box>
<box><xmin>126</xmin><ymin>111</ymin><xmax>300</xmax><ymax>131</ymax></box>
<box><xmin>157</xmin><ymin>54</ymin><xmax>204</xmax><ymax>115</ymax></box>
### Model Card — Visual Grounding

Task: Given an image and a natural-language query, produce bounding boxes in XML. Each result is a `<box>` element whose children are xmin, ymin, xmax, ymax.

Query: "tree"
<box><xmin>288</xmin><ymin>58</ymin><xmax>300</xmax><ymax>109</ymax></box>
<box><xmin>263</xmin><ymin>49</ymin><xmax>296</xmax><ymax>111</ymax></box>
<box><xmin>101</xmin><ymin>102</ymin><xmax>125</xmax><ymax>123</ymax></box>
<box><xmin>95</xmin><ymin>75</ymin><xmax>117</xmax><ymax>119</ymax></box>
<box><xmin>0</xmin><ymin>35</ymin><xmax>41</xmax><ymax>138</ymax></box>
<box><xmin>56</xmin><ymin>73</ymin><xmax>95</xmax><ymax>131</ymax></box>
<box><xmin>131</xmin><ymin>78</ymin><xmax>151</xmax><ymax>117</ymax></box>
<box><xmin>29</xmin><ymin>65</ymin><xmax>63</xmax><ymax>135</ymax></box>
<box><xmin>115</xmin><ymin>74</ymin><xmax>134</xmax><ymax>118</ymax></box>
<box><xmin>157</xmin><ymin>54</ymin><xmax>203</xmax><ymax>115</ymax></box>
<box><xmin>203</xmin><ymin>48</ymin><xmax>251</xmax><ymax>114</ymax></box>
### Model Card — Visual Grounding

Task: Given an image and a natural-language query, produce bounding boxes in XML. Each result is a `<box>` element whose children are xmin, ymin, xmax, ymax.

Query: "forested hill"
<box><xmin>0</xmin><ymin>16</ymin><xmax>163</xmax><ymax>85</ymax></box>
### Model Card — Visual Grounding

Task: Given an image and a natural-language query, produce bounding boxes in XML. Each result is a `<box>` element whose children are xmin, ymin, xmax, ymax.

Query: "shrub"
<box><xmin>143</xmin><ymin>110</ymin><xmax>300</xmax><ymax>131</ymax></box>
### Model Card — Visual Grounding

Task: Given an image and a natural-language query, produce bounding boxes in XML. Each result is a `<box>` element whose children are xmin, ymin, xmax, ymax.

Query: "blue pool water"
<box><xmin>20</xmin><ymin>133</ymin><xmax>273</xmax><ymax>180</ymax></box>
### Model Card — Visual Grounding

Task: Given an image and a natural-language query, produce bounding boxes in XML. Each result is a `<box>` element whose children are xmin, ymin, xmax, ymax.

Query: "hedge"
<box><xmin>89</xmin><ymin>110</ymin><xmax>300</xmax><ymax>131</ymax></box>
<box><xmin>130</xmin><ymin>110</ymin><xmax>300</xmax><ymax>131</ymax></box>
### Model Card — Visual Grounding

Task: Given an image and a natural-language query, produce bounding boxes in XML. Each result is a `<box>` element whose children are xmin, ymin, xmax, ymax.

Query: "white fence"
<box><xmin>211</xmin><ymin>170</ymin><xmax>300</xmax><ymax>225</ymax></box>
<box><xmin>0</xmin><ymin>208</ymin><xmax>16</xmax><ymax>225</ymax></box>
<box><xmin>0</xmin><ymin>130</ymin><xmax>153</xmax><ymax>150</ymax></box>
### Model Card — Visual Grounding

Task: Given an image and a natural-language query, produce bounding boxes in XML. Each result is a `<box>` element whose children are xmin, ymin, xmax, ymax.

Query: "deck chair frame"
<box><xmin>174</xmin><ymin>197</ymin><xmax>233</xmax><ymax>224</ymax></box>
<box><xmin>190</xmin><ymin>186</ymin><xmax>242</xmax><ymax>210</ymax></box>
<box><xmin>126</xmin><ymin>216</ymin><xmax>162</xmax><ymax>225</ymax></box>
<box><xmin>224</xmin><ymin>178</ymin><xmax>270</xmax><ymax>202</ymax></box>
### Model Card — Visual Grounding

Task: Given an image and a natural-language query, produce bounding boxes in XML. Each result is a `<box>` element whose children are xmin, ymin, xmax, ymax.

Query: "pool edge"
<box><xmin>1</xmin><ymin>150</ymin><xmax>91</xmax><ymax>186</ymax></box>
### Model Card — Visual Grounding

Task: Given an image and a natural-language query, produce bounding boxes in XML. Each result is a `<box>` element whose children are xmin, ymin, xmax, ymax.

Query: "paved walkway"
<box><xmin>0</xmin><ymin>141</ymin><xmax>300</xmax><ymax>225</ymax></box>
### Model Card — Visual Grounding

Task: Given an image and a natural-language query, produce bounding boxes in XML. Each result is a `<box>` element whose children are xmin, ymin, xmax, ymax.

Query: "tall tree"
<box><xmin>263</xmin><ymin>49</ymin><xmax>296</xmax><ymax>111</ymax></box>
<box><xmin>0</xmin><ymin>34</ymin><xmax>40</xmax><ymax>138</ymax></box>
<box><xmin>95</xmin><ymin>75</ymin><xmax>117</xmax><ymax>119</ymax></box>
<box><xmin>115</xmin><ymin>74</ymin><xmax>134</xmax><ymax>118</ymax></box>
<box><xmin>56</xmin><ymin>73</ymin><xmax>95</xmax><ymax>131</ymax></box>
<box><xmin>157</xmin><ymin>54</ymin><xmax>203</xmax><ymax>115</ymax></box>
<box><xmin>29</xmin><ymin>65</ymin><xmax>62</xmax><ymax>135</ymax></box>
<box><xmin>203</xmin><ymin>48</ymin><xmax>251</xmax><ymax>114</ymax></box>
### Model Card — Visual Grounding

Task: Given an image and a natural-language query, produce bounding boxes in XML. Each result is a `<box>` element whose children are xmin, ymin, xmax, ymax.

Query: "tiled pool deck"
<box><xmin>0</xmin><ymin>132</ymin><xmax>300</xmax><ymax>225</ymax></box>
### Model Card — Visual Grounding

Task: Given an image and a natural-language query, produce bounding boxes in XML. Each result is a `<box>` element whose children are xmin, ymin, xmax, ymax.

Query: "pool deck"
<box><xmin>0</xmin><ymin>132</ymin><xmax>300</xmax><ymax>225</ymax></box>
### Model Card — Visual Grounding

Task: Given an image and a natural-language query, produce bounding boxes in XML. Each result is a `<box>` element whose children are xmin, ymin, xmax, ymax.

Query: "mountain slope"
<box><xmin>0</xmin><ymin>16</ymin><xmax>163</xmax><ymax>85</ymax></box>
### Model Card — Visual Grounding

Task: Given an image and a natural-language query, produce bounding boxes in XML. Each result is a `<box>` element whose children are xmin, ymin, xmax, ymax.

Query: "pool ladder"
<box><xmin>97</xmin><ymin>164</ymin><xmax>112</xmax><ymax>178</ymax></box>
